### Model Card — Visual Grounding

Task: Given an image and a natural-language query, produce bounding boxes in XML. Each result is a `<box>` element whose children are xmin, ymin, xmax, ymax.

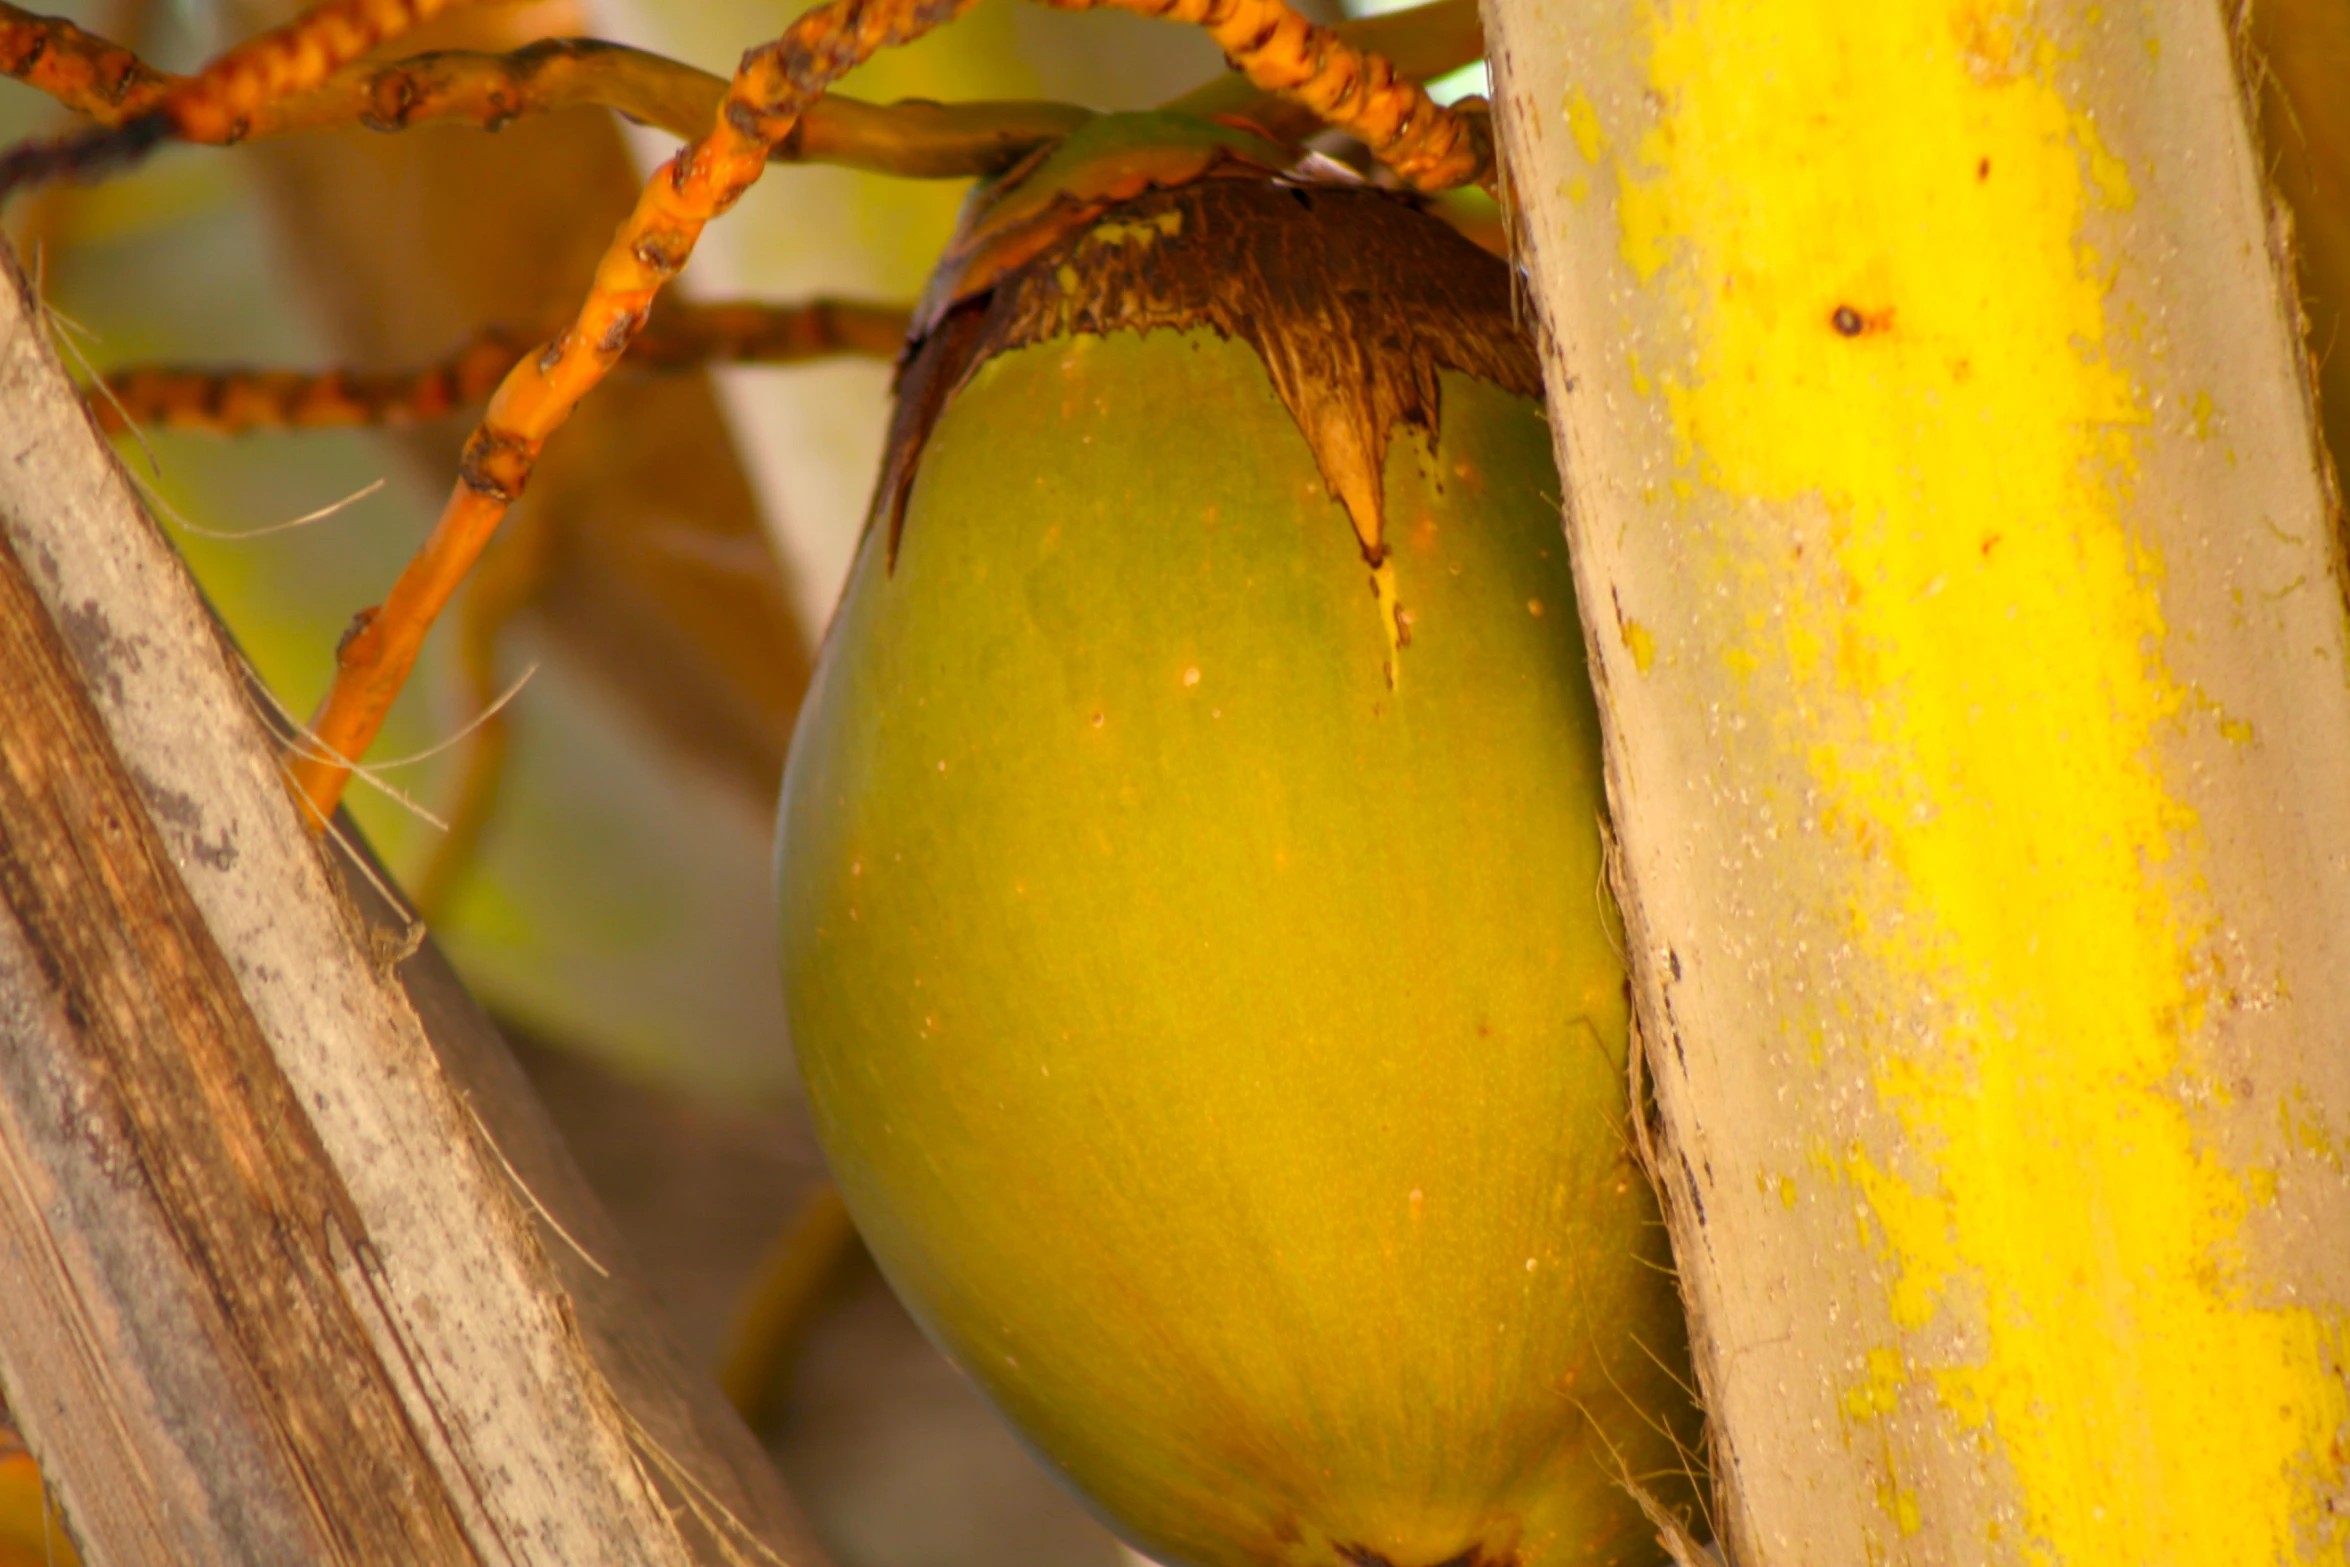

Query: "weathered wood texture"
<box><xmin>0</xmin><ymin>236</ymin><xmax>827</xmax><ymax>1566</ymax></box>
<box><xmin>1484</xmin><ymin>0</ymin><xmax>2350</xmax><ymax>1562</ymax></box>
<box><xmin>0</xmin><ymin>474</ymin><xmax>478</xmax><ymax>1564</ymax></box>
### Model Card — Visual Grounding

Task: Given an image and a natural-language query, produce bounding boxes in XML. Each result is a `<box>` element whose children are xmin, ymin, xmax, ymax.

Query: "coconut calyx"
<box><xmin>875</xmin><ymin>155</ymin><xmax>1544</xmax><ymax>571</ymax></box>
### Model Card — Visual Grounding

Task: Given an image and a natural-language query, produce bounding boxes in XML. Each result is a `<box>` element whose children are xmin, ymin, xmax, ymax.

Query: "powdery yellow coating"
<box><xmin>1621</xmin><ymin>618</ymin><xmax>1656</xmax><ymax>673</ymax></box>
<box><xmin>1372</xmin><ymin>557</ymin><xmax>1406</xmax><ymax>686</ymax></box>
<box><xmin>1566</xmin><ymin>87</ymin><xmax>1605</xmax><ymax>162</ymax></box>
<box><xmin>1622</xmin><ymin>1</ymin><xmax>2350</xmax><ymax>1560</ymax></box>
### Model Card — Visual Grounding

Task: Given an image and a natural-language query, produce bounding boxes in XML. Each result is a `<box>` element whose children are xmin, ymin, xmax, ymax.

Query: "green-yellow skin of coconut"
<box><xmin>777</xmin><ymin>322</ymin><xmax>1697</xmax><ymax>1567</ymax></box>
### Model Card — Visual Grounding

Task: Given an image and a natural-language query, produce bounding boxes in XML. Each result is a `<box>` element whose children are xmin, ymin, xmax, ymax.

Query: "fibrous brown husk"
<box><xmin>877</xmin><ymin>173</ymin><xmax>1542</xmax><ymax>569</ymax></box>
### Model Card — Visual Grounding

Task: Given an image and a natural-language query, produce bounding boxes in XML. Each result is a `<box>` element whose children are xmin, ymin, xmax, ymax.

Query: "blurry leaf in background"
<box><xmin>214</xmin><ymin>0</ymin><xmax>808</xmax><ymax>1103</ymax></box>
<box><xmin>232</xmin><ymin>0</ymin><xmax>812</xmax><ymax>801</ymax></box>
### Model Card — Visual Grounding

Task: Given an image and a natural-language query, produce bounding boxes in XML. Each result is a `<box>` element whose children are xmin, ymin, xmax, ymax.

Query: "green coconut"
<box><xmin>776</xmin><ymin>156</ymin><xmax>1702</xmax><ymax>1567</ymax></box>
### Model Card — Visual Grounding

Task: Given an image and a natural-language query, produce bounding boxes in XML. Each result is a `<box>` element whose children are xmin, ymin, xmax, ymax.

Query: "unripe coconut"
<box><xmin>777</xmin><ymin>142</ymin><xmax>1701</xmax><ymax>1567</ymax></box>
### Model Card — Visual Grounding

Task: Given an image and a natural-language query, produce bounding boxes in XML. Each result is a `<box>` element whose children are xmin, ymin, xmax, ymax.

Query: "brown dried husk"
<box><xmin>875</xmin><ymin>171</ymin><xmax>1544</xmax><ymax>569</ymax></box>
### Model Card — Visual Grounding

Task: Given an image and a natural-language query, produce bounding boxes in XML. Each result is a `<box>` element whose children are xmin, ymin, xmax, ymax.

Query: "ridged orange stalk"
<box><xmin>91</xmin><ymin>300</ymin><xmax>909</xmax><ymax>435</ymax></box>
<box><xmin>0</xmin><ymin>2</ymin><xmax>168</xmax><ymax>121</ymax></box>
<box><xmin>165</xmin><ymin>0</ymin><xmax>475</xmax><ymax>141</ymax></box>
<box><xmin>1039</xmin><ymin>0</ymin><xmax>1487</xmax><ymax>189</ymax></box>
<box><xmin>282</xmin><ymin>0</ymin><xmax>977</xmax><ymax>823</ymax></box>
<box><xmin>0</xmin><ymin>0</ymin><xmax>478</xmax><ymax>187</ymax></box>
